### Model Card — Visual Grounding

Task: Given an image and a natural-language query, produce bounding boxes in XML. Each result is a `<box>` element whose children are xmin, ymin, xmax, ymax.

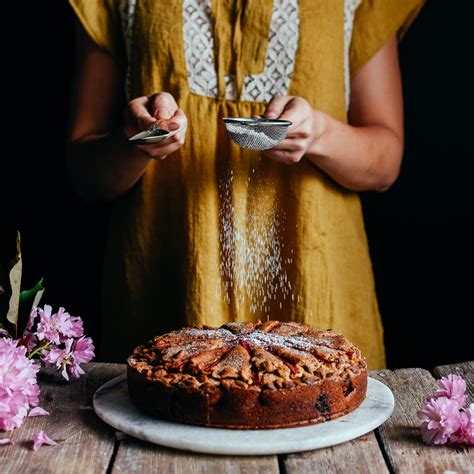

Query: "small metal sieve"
<box><xmin>222</xmin><ymin>118</ymin><xmax>292</xmax><ymax>150</ymax></box>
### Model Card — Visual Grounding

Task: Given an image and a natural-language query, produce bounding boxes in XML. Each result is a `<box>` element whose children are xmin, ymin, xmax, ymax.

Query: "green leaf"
<box><xmin>6</xmin><ymin>232</ymin><xmax>22</xmax><ymax>334</ymax></box>
<box><xmin>19</xmin><ymin>278</ymin><xmax>44</xmax><ymax>304</ymax></box>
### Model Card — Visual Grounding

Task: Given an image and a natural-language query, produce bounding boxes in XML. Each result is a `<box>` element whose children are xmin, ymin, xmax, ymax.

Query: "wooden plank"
<box><xmin>282</xmin><ymin>433</ymin><xmax>389</xmax><ymax>474</ymax></box>
<box><xmin>371</xmin><ymin>368</ymin><xmax>474</xmax><ymax>474</ymax></box>
<box><xmin>433</xmin><ymin>361</ymin><xmax>474</xmax><ymax>404</ymax></box>
<box><xmin>112</xmin><ymin>439</ymin><xmax>279</xmax><ymax>474</ymax></box>
<box><xmin>1</xmin><ymin>362</ymin><xmax>124</xmax><ymax>474</ymax></box>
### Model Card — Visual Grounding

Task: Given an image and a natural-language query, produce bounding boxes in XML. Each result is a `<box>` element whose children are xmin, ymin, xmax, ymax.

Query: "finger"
<box><xmin>281</xmin><ymin>120</ymin><xmax>313</xmax><ymax>140</ymax></box>
<box><xmin>278</xmin><ymin>98</ymin><xmax>310</xmax><ymax>129</ymax></box>
<box><xmin>286</xmin><ymin>128</ymin><xmax>312</xmax><ymax>139</ymax></box>
<box><xmin>262</xmin><ymin>96</ymin><xmax>293</xmax><ymax>119</ymax></box>
<box><xmin>149</xmin><ymin>92</ymin><xmax>178</xmax><ymax>120</ymax></box>
<box><xmin>158</xmin><ymin>108</ymin><xmax>187</xmax><ymax>132</ymax></box>
<box><xmin>267</xmin><ymin>139</ymin><xmax>307</xmax><ymax>154</ymax></box>
<box><xmin>170</xmin><ymin>127</ymin><xmax>187</xmax><ymax>145</ymax></box>
<box><xmin>128</xmin><ymin>96</ymin><xmax>156</xmax><ymax>130</ymax></box>
<box><xmin>137</xmin><ymin>139</ymin><xmax>184</xmax><ymax>160</ymax></box>
<box><xmin>156</xmin><ymin>127</ymin><xmax>186</xmax><ymax>149</ymax></box>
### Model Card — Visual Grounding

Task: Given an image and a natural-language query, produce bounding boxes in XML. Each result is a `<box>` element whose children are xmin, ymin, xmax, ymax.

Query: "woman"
<box><xmin>68</xmin><ymin>0</ymin><xmax>424</xmax><ymax>367</ymax></box>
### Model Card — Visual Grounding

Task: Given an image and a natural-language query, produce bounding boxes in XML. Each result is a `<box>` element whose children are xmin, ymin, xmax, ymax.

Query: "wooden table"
<box><xmin>1</xmin><ymin>362</ymin><xmax>473</xmax><ymax>473</ymax></box>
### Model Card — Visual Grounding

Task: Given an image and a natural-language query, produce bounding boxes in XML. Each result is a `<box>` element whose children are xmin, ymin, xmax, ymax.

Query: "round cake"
<box><xmin>127</xmin><ymin>320</ymin><xmax>367</xmax><ymax>429</ymax></box>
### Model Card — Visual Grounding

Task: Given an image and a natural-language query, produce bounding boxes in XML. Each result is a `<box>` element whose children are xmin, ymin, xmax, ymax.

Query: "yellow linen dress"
<box><xmin>70</xmin><ymin>0</ymin><xmax>424</xmax><ymax>368</ymax></box>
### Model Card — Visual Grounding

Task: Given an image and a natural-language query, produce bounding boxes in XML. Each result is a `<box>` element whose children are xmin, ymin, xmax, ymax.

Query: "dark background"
<box><xmin>2</xmin><ymin>2</ymin><xmax>472</xmax><ymax>368</ymax></box>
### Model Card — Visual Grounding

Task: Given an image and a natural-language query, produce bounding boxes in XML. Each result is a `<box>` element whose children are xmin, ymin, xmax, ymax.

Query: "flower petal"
<box><xmin>28</xmin><ymin>406</ymin><xmax>50</xmax><ymax>417</ymax></box>
<box><xmin>32</xmin><ymin>431</ymin><xmax>57</xmax><ymax>450</ymax></box>
<box><xmin>0</xmin><ymin>438</ymin><xmax>15</xmax><ymax>446</ymax></box>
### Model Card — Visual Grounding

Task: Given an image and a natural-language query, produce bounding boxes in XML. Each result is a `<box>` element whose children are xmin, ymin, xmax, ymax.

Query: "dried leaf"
<box><xmin>32</xmin><ymin>287</ymin><xmax>45</xmax><ymax>309</ymax></box>
<box><xmin>0</xmin><ymin>264</ymin><xmax>11</xmax><ymax>325</ymax></box>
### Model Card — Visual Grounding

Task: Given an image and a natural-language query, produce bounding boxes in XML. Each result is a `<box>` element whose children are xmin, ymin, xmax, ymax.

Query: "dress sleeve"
<box><xmin>350</xmin><ymin>0</ymin><xmax>425</xmax><ymax>76</ymax></box>
<box><xmin>68</xmin><ymin>0</ymin><xmax>124</xmax><ymax>59</ymax></box>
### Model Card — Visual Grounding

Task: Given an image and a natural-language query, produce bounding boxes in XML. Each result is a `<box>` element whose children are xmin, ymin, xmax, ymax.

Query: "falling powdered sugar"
<box><xmin>217</xmin><ymin>167</ymin><xmax>295</xmax><ymax>316</ymax></box>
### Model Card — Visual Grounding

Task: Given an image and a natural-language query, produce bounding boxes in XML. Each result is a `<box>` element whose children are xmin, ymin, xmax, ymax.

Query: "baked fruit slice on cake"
<box><xmin>127</xmin><ymin>320</ymin><xmax>367</xmax><ymax>429</ymax></box>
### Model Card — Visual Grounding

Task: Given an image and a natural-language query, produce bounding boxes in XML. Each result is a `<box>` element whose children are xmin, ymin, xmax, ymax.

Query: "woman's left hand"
<box><xmin>261</xmin><ymin>96</ymin><xmax>321</xmax><ymax>165</ymax></box>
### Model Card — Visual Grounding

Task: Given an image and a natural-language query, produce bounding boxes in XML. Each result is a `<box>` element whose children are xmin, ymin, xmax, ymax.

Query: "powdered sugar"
<box><xmin>138</xmin><ymin>322</ymin><xmax>361</xmax><ymax>388</ymax></box>
<box><xmin>217</xmin><ymin>168</ymin><xmax>294</xmax><ymax>316</ymax></box>
<box><xmin>242</xmin><ymin>330</ymin><xmax>304</xmax><ymax>351</ymax></box>
<box><xmin>161</xmin><ymin>324</ymin><xmax>342</xmax><ymax>356</ymax></box>
<box><xmin>167</xmin><ymin>328</ymin><xmax>235</xmax><ymax>341</ymax></box>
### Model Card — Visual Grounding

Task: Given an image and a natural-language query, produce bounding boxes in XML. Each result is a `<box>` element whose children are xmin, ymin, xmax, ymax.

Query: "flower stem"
<box><xmin>28</xmin><ymin>342</ymin><xmax>51</xmax><ymax>359</ymax></box>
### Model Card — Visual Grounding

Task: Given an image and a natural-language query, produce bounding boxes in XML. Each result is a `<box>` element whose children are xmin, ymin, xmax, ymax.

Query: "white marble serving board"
<box><xmin>93</xmin><ymin>375</ymin><xmax>394</xmax><ymax>455</ymax></box>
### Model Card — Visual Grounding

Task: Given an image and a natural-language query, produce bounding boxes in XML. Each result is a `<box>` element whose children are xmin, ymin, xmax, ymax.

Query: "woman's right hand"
<box><xmin>124</xmin><ymin>92</ymin><xmax>187</xmax><ymax>159</ymax></box>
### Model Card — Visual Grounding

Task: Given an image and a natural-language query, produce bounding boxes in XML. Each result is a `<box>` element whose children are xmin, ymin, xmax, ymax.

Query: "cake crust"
<box><xmin>127</xmin><ymin>321</ymin><xmax>367</xmax><ymax>429</ymax></box>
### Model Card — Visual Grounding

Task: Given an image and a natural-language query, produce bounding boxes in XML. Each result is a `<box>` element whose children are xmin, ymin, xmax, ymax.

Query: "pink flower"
<box><xmin>418</xmin><ymin>397</ymin><xmax>461</xmax><ymax>445</ymax></box>
<box><xmin>28</xmin><ymin>406</ymin><xmax>50</xmax><ymax>417</ymax></box>
<box><xmin>42</xmin><ymin>337</ymin><xmax>95</xmax><ymax>381</ymax></box>
<box><xmin>26</xmin><ymin>307</ymin><xmax>39</xmax><ymax>330</ymax></box>
<box><xmin>62</xmin><ymin>314</ymin><xmax>84</xmax><ymax>339</ymax></box>
<box><xmin>32</xmin><ymin>430</ymin><xmax>57</xmax><ymax>450</ymax></box>
<box><xmin>72</xmin><ymin>337</ymin><xmax>95</xmax><ymax>364</ymax></box>
<box><xmin>42</xmin><ymin>339</ymin><xmax>74</xmax><ymax>380</ymax></box>
<box><xmin>36</xmin><ymin>305</ymin><xmax>73</xmax><ymax>345</ymax></box>
<box><xmin>0</xmin><ymin>338</ymin><xmax>40</xmax><ymax>432</ymax></box>
<box><xmin>67</xmin><ymin>362</ymin><xmax>85</xmax><ymax>380</ymax></box>
<box><xmin>68</xmin><ymin>337</ymin><xmax>95</xmax><ymax>379</ymax></box>
<box><xmin>434</xmin><ymin>374</ymin><xmax>467</xmax><ymax>408</ymax></box>
<box><xmin>450</xmin><ymin>404</ymin><xmax>474</xmax><ymax>446</ymax></box>
<box><xmin>35</xmin><ymin>306</ymin><xmax>85</xmax><ymax>345</ymax></box>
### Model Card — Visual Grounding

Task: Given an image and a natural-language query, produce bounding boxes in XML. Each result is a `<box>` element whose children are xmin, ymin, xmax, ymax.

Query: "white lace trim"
<box><xmin>182</xmin><ymin>0</ymin><xmax>299</xmax><ymax>102</ymax></box>
<box><xmin>182</xmin><ymin>0</ymin><xmax>218</xmax><ymax>98</ymax></box>
<box><xmin>240</xmin><ymin>0</ymin><xmax>299</xmax><ymax>102</ymax></box>
<box><xmin>120</xmin><ymin>0</ymin><xmax>358</xmax><ymax>108</ymax></box>
<box><xmin>344</xmin><ymin>0</ymin><xmax>361</xmax><ymax>109</ymax></box>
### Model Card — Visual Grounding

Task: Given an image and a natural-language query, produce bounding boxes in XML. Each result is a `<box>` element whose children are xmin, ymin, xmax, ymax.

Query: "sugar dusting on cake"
<box><xmin>175</xmin><ymin>328</ymin><xmax>236</xmax><ymax>340</ymax></box>
<box><xmin>157</xmin><ymin>323</ymin><xmax>342</xmax><ymax>356</ymax></box>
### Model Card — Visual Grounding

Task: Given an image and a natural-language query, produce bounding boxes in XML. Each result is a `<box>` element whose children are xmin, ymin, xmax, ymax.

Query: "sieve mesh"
<box><xmin>223</xmin><ymin>118</ymin><xmax>292</xmax><ymax>150</ymax></box>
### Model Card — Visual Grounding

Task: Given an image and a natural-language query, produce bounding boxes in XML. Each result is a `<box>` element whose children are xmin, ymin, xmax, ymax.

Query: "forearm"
<box><xmin>67</xmin><ymin>129</ymin><xmax>151</xmax><ymax>202</ymax></box>
<box><xmin>307</xmin><ymin>110</ymin><xmax>403</xmax><ymax>192</ymax></box>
